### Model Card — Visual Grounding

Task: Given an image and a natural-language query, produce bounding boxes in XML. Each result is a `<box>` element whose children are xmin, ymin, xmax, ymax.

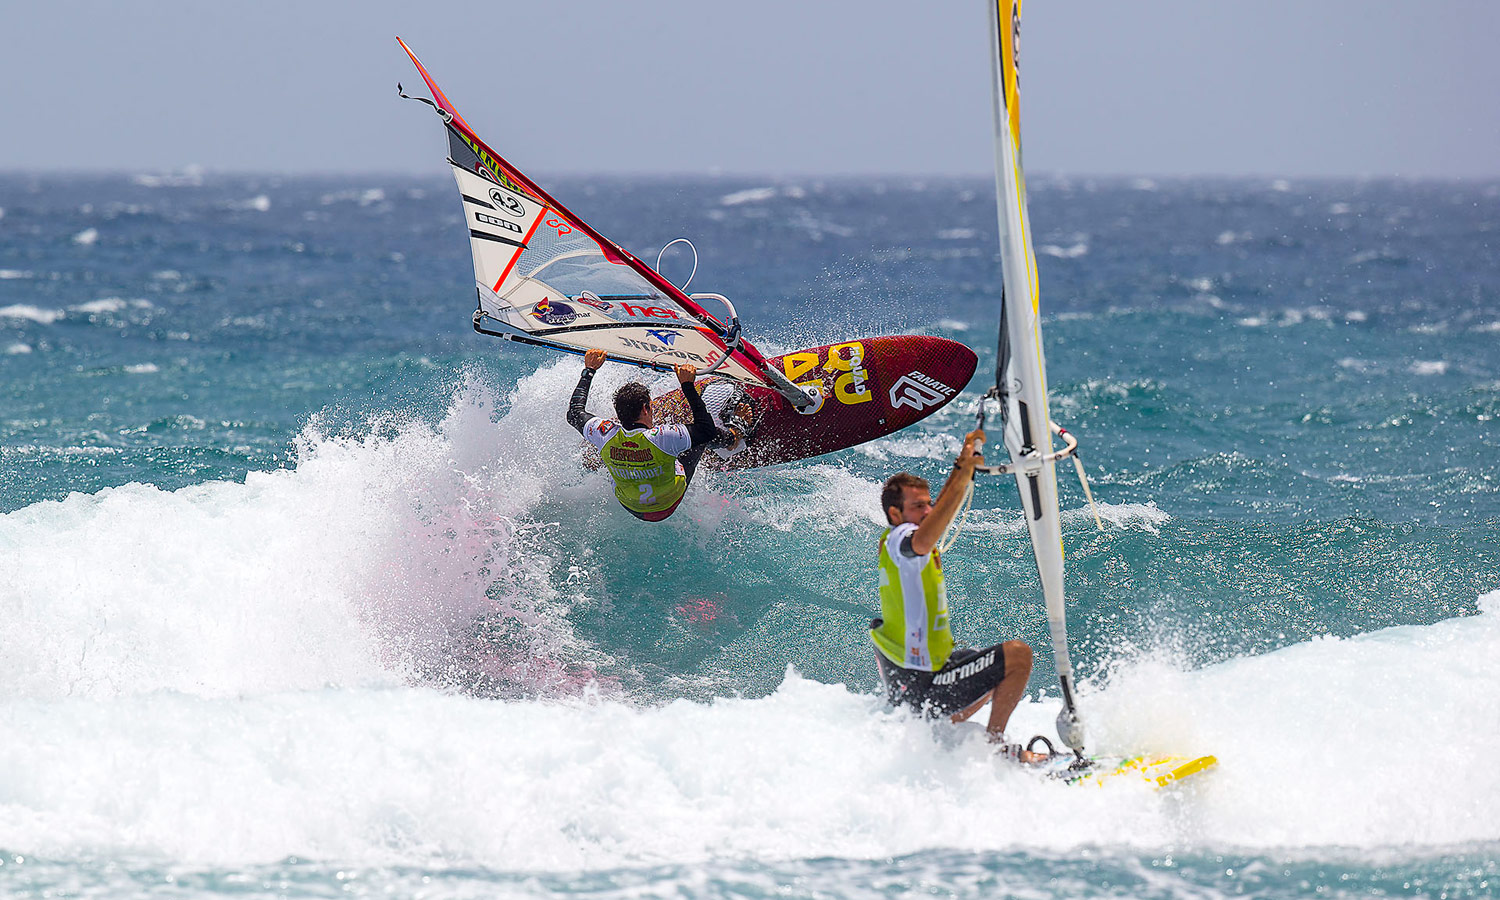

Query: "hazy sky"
<box><xmin>4</xmin><ymin>0</ymin><xmax>1497</xmax><ymax>178</ymax></box>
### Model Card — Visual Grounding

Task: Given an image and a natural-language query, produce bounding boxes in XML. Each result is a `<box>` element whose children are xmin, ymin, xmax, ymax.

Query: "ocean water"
<box><xmin>1</xmin><ymin>171</ymin><xmax>1498</xmax><ymax>898</ymax></box>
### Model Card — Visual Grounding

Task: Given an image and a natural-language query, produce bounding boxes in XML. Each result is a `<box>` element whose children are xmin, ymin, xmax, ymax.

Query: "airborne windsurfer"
<box><xmin>568</xmin><ymin>348</ymin><xmax>738</xmax><ymax>522</ymax></box>
<box><xmin>870</xmin><ymin>428</ymin><xmax>1047</xmax><ymax>763</ymax></box>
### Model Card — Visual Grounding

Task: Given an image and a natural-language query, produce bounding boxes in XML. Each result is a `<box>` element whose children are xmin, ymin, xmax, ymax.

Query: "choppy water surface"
<box><xmin>2</xmin><ymin>172</ymin><xmax>1497</xmax><ymax>898</ymax></box>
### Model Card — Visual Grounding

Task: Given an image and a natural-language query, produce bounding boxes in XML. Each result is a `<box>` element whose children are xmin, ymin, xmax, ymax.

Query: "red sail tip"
<box><xmin>395</xmin><ymin>37</ymin><xmax>472</xmax><ymax>134</ymax></box>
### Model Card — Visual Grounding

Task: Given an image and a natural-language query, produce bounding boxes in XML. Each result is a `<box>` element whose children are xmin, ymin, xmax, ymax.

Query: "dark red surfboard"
<box><xmin>653</xmin><ymin>334</ymin><xmax>978</xmax><ymax>469</ymax></box>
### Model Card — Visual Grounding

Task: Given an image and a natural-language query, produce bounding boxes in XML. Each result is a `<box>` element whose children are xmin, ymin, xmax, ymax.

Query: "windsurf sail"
<box><xmin>981</xmin><ymin>1</ymin><xmax>1088</xmax><ymax>754</ymax></box>
<box><xmin>395</xmin><ymin>37</ymin><xmax>813</xmax><ymax>408</ymax></box>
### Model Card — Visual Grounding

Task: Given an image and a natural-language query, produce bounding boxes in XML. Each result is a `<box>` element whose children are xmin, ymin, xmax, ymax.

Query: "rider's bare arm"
<box><xmin>910</xmin><ymin>428</ymin><xmax>985</xmax><ymax>556</ymax></box>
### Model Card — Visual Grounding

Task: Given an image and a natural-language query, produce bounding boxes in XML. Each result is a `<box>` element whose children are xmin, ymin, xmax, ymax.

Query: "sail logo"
<box><xmin>620</xmin><ymin>302</ymin><xmax>680</xmax><ymax>320</ymax></box>
<box><xmin>488</xmin><ymin>188</ymin><xmax>526</xmax><ymax>217</ymax></box>
<box><xmin>474</xmin><ymin>212</ymin><xmax>521</xmax><ymax>233</ymax></box>
<box><xmin>458</xmin><ymin>132</ymin><xmax>532</xmax><ymax>201</ymax></box>
<box><xmin>530</xmin><ymin>297</ymin><xmax>578</xmax><ymax>326</ymax></box>
<box><xmin>617</xmin><ymin>336</ymin><xmax>706</xmax><ymax>364</ymax></box>
<box><xmin>645</xmin><ymin>329</ymin><xmax>678</xmax><ymax>345</ymax></box>
<box><xmin>889</xmin><ymin>372</ymin><xmax>955</xmax><ymax>411</ymax></box>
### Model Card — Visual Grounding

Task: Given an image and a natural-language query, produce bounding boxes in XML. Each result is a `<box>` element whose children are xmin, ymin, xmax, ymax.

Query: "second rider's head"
<box><xmin>882</xmin><ymin>472</ymin><xmax>932</xmax><ymax>526</ymax></box>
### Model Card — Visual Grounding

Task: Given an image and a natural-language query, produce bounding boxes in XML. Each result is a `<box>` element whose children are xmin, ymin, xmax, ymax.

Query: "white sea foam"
<box><xmin>71</xmin><ymin>297</ymin><xmax>138</xmax><ymax>315</ymax></box>
<box><xmin>0</xmin><ymin>304</ymin><xmax>64</xmax><ymax>324</ymax></box>
<box><xmin>1040</xmin><ymin>242</ymin><xmax>1089</xmax><ymax>258</ymax></box>
<box><xmin>231</xmin><ymin>194</ymin><xmax>272</xmax><ymax>212</ymax></box>
<box><xmin>719</xmin><ymin>187</ymin><xmax>777</xmax><ymax>206</ymax></box>
<box><xmin>5</xmin><ymin>343</ymin><xmax>32</xmax><ymax>355</ymax></box>
<box><xmin>1074</xmin><ymin>592</ymin><xmax>1500</xmax><ymax>847</ymax></box>
<box><xmin>317</xmin><ymin>187</ymin><xmax>388</xmax><ymax>208</ymax></box>
<box><xmin>1</xmin><ymin>445</ymin><xmax>121</xmax><ymax>459</ymax></box>
<box><xmin>789</xmin><ymin>209</ymin><xmax>855</xmax><ymax>239</ymax></box>
<box><xmin>949</xmin><ymin>499</ymin><xmax>1168</xmax><ymax>540</ymax></box>
<box><xmin>937</xmin><ymin>228</ymin><xmax>977</xmax><ymax>240</ymax></box>
<box><xmin>0</xmin><ymin>365</ymin><xmax>603</xmax><ymax>705</ymax></box>
<box><xmin>3</xmin><ymin>592</ymin><xmax>1495</xmax><ymax>867</ymax></box>
<box><xmin>0</xmin><ymin>269</ymin><xmax>32</xmax><ymax>280</ymax></box>
<box><xmin>736</xmin><ymin>463</ymin><xmax>886</xmax><ymax>533</ymax></box>
<box><xmin>50</xmin><ymin>297</ymin><xmax>155</xmax><ymax>323</ymax></box>
<box><xmin>72</xmin><ymin>227</ymin><xmax>99</xmax><ymax>246</ymax></box>
<box><xmin>1410</xmin><ymin>360</ymin><xmax>1449</xmax><ymax>376</ymax></box>
<box><xmin>1067</xmin><ymin>500</ymin><xmax>1169</xmax><ymax>534</ymax></box>
<box><xmin>133</xmin><ymin>166</ymin><xmax>204</xmax><ymax>188</ymax></box>
<box><xmin>854</xmin><ymin>431</ymin><xmax>962</xmax><ymax>463</ymax></box>
<box><xmin>1239</xmin><ymin>307</ymin><xmax>1340</xmax><ymax>329</ymax></box>
<box><xmin>123</xmin><ymin>363</ymin><xmax>159</xmax><ymax>374</ymax></box>
<box><xmin>3</xmin><ymin>364</ymin><xmax>1496</xmax><ymax>869</ymax></box>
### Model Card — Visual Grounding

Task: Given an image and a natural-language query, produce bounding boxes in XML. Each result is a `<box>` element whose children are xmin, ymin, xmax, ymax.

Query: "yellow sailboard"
<box><xmin>1068</xmin><ymin>754</ymin><xmax>1220</xmax><ymax>789</ymax></box>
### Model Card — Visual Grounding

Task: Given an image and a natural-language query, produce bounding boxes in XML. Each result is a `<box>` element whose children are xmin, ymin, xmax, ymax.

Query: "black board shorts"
<box><xmin>875</xmin><ymin>644</ymin><xmax>1008</xmax><ymax>718</ymax></box>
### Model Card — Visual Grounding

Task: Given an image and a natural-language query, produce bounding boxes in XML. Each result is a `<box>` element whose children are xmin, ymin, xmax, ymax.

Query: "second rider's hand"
<box><xmin>583</xmin><ymin>348</ymin><xmax>607</xmax><ymax>371</ymax></box>
<box><xmin>955</xmin><ymin>428</ymin><xmax>986</xmax><ymax>474</ymax></box>
<box><xmin>675</xmin><ymin>363</ymin><xmax>698</xmax><ymax>385</ymax></box>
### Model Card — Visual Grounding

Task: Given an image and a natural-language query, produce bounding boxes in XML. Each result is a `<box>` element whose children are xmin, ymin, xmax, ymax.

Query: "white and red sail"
<box><xmin>398</xmin><ymin>37</ymin><xmax>790</xmax><ymax>393</ymax></box>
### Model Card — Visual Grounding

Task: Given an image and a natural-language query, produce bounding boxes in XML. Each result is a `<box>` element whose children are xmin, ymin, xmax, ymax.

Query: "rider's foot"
<box><xmin>720</xmin><ymin>399</ymin><xmax>753</xmax><ymax>439</ymax></box>
<box><xmin>989</xmin><ymin>732</ymin><xmax>1052</xmax><ymax>765</ymax></box>
<box><xmin>716</xmin><ymin>425</ymin><xmax>745</xmax><ymax>448</ymax></box>
<box><xmin>711</xmin><ymin>392</ymin><xmax>753</xmax><ymax>454</ymax></box>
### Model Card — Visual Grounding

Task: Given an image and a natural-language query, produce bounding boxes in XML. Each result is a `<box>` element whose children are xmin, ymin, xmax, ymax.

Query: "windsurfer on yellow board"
<box><xmin>871</xmin><ymin>428</ymin><xmax>1049</xmax><ymax>763</ymax></box>
<box><xmin>567</xmin><ymin>348</ymin><xmax>742</xmax><ymax>522</ymax></box>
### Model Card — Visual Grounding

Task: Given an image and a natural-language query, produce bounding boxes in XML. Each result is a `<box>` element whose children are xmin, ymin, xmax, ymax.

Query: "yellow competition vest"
<box><xmin>871</xmin><ymin>526</ymin><xmax>952</xmax><ymax>671</ymax></box>
<box><xmin>600</xmin><ymin>427</ymin><xmax>687</xmax><ymax>513</ymax></box>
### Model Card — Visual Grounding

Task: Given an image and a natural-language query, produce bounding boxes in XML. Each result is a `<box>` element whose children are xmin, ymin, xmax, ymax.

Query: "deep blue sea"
<box><xmin>2</xmin><ymin>170</ymin><xmax>1498</xmax><ymax>898</ymax></box>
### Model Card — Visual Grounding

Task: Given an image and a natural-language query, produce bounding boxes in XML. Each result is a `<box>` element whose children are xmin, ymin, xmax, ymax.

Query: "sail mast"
<box><xmin>985</xmin><ymin>0</ymin><xmax>1086</xmax><ymax>752</ymax></box>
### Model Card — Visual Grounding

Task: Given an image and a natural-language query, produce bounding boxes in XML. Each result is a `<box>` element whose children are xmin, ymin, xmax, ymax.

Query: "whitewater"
<box><xmin>2</xmin><ymin>172</ymin><xmax>1498</xmax><ymax>898</ymax></box>
<box><xmin>5</xmin><ymin>365</ymin><xmax>1497</xmax><ymax>867</ymax></box>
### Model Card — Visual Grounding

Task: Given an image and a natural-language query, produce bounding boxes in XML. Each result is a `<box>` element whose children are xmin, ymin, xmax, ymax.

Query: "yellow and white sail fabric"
<box><xmin>987</xmin><ymin>0</ymin><xmax>1084</xmax><ymax>750</ymax></box>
